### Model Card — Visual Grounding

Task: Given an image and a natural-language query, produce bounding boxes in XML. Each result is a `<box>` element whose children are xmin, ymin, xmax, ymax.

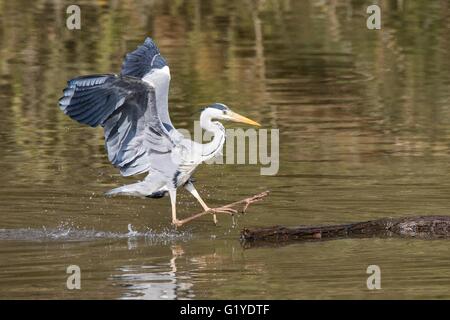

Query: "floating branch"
<box><xmin>176</xmin><ymin>191</ymin><xmax>270</xmax><ymax>227</ymax></box>
<box><xmin>241</xmin><ymin>215</ymin><xmax>450</xmax><ymax>246</ymax></box>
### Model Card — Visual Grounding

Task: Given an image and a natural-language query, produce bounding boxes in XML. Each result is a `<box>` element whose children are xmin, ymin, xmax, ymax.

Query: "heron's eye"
<box><xmin>222</xmin><ymin>110</ymin><xmax>226</xmax><ymax>115</ymax></box>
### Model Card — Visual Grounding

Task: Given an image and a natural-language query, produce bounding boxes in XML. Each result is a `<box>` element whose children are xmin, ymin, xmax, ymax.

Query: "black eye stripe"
<box><xmin>209</xmin><ymin>103</ymin><xmax>228</xmax><ymax>111</ymax></box>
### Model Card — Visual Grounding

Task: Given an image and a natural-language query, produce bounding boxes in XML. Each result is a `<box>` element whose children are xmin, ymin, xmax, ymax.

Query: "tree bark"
<box><xmin>241</xmin><ymin>216</ymin><xmax>450</xmax><ymax>246</ymax></box>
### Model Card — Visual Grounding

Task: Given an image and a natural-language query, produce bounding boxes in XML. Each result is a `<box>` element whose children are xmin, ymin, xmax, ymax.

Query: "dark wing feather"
<box><xmin>58</xmin><ymin>74</ymin><xmax>174</xmax><ymax>176</ymax></box>
<box><xmin>120</xmin><ymin>38</ymin><xmax>174</xmax><ymax>129</ymax></box>
<box><xmin>121</xmin><ymin>37</ymin><xmax>167</xmax><ymax>78</ymax></box>
<box><xmin>121</xmin><ymin>38</ymin><xmax>174</xmax><ymax>131</ymax></box>
<box><xmin>58</xmin><ymin>74</ymin><xmax>128</xmax><ymax>127</ymax></box>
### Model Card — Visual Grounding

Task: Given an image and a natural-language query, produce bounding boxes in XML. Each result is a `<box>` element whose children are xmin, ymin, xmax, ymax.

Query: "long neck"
<box><xmin>200</xmin><ymin>112</ymin><xmax>225</xmax><ymax>160</ymax></box>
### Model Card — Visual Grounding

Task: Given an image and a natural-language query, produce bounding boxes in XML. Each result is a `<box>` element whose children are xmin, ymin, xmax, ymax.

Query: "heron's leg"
<box><xmin>168</xmin><ymin>190</ymin><xmax>182</xmax><ymax>227</ymax></box>
<box><xmin>184</xmin><ymin>182</ymin><xmax>217</xmax><ymax>225</ymax></box>
<box><xmin>184</xmin><ymin>182</ymin><xmax>210</xmax><ymax>210</ymax></box>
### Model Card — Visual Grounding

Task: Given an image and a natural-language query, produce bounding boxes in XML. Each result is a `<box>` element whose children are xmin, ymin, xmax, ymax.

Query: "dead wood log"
<box><xmin>241</xmin><ymin>216</ymin><xmax>450</xmax><ymax>245</ymax></box>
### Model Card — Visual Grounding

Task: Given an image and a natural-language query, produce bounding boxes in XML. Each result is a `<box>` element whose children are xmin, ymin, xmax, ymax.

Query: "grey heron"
<box><xmin>58</xmin><ymin>38</ymin><xmax>260</xmax><ymax>227</ymax></box>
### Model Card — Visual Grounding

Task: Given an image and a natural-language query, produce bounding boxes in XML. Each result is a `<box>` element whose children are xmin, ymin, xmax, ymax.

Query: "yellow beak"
<box><xmin>229</xmin><ymin>111</ymin><xmax>261</xmax><ymax>127</ymax></box>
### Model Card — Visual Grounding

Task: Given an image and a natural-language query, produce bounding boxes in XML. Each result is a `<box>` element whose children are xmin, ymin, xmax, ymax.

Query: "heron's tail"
<box><xmin>105</xmin><ymin>181</ymin><xmax>167</xmax><ymax>198</ymax></box>
<box><xmin>105</xmin><ymin>181</ymin><xmax>152</xmax><ymax>197</ymax></box>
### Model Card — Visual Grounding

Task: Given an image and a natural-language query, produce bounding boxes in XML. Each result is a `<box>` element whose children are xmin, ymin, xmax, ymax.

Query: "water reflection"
<box><xmin>113</xmin><ymin>245</ymin><xmax>194</xmax><ymax>300</ymax></box>
<box><xmin>112</xmin><ymin>241</ymin><xmax>268</xmax><ymax>300</ymax></box>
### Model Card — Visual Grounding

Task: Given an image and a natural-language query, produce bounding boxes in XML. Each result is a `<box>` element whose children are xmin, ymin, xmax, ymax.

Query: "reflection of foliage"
<box><xmin>0</xmin><ymin>0</ymin><xmax>449</xmax><ymax>183</ymax></box>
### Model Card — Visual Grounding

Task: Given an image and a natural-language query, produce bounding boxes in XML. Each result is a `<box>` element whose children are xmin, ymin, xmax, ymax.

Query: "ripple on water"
<box><xmin>0</xmin><ymin>225</ymin><xmax>192</xmax><ymax>243</ymax></box>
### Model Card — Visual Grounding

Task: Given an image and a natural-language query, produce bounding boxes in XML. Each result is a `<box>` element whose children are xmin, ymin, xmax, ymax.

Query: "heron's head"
<box><xmin>202</xmin><ymin>103</ymin><xmax>261</xmax><ymax>127</ymax></box>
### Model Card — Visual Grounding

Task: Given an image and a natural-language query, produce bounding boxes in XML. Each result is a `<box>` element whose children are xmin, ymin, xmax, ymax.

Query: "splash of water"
<box><xmin>127</xmin><ymin>224</ymin><xmax>139</xmax><ymax>237</ymax></box>
<box><xmin>0</xmin><ymin>223</ymin><xmax>192</xmax><ymax>243</ymax></box>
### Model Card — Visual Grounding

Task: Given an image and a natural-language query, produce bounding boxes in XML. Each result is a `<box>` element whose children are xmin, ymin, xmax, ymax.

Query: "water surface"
<box><xmin>1</xmin><ymin>0</ymin><xmax>450</xmax><ymax>299</ymax></box>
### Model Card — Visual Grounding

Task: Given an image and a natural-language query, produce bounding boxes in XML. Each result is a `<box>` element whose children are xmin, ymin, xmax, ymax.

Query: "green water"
<box><xmin>1</xmin><ymin>0</ymin><xmax>450</xmax><ymax>299</ymax></box>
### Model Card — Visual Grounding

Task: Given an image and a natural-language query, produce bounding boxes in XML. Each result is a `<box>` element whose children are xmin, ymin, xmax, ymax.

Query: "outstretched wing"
<box><xmin>59</xmin><ymin>74</ymin><xmax>175</xmax><ymax>176</ymax></box>
<box><xmin>121</xmin><ymin>37</ymin><xmax>174</xmax><ymax>129</ymax></box>
<box><xmin>121</xmin><ymin>37</ymin><xmax>167</xmax><ymax>78</ymax></box>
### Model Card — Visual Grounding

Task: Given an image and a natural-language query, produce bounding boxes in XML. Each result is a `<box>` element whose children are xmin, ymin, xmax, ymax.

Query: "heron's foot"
<box><xmin>209</xmin><ymin>207</ymin><xmax>238</xmax><ymax>216</ymax></box>
<box><xmin>170</xmin><ymin>191</ymin><xmax>269</xmax><ymax>227</ymax></box>
<box><xmin>201</xmin><ymin>206</ymin><xmax>217</xmax><ymax>225</ymax></box>
<box><xmin>207</xmin><ymin>207</ymin><xmax>237</xmax><ymax>225</ymax></box>
<box><xmin>172</xmin><ymin>219</ymin><xmax>184</xmax><ymax>228</ymax></box>
<box><xmin>242</xmin><ymin>195</ymin><xmax>265</xmax><ymax>213</ymax></box>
